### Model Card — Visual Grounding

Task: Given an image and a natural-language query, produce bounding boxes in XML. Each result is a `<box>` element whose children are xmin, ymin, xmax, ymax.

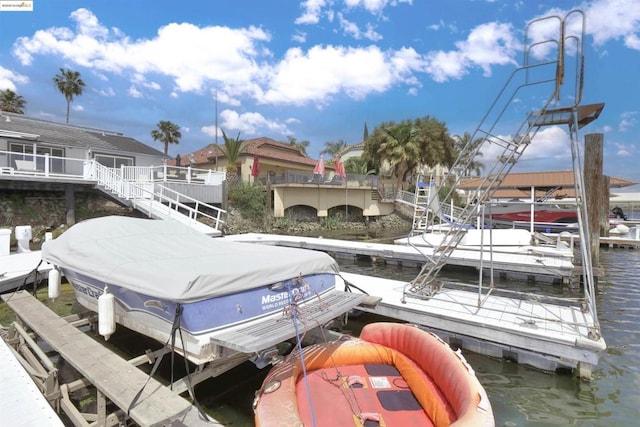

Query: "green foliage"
<box><xmin>453</xmin><ymin>131</ymin><xmax>485</xmax><ymax>177</ymax></box>
<box><xmin>272</xmin><ymin>215</ymin><xmax>295</xmax><ymax>230</ymax></box>
<box><xmin>438</xmin><ymin>185</ymin><xmax>461</xmax><ymax>207</ymax></box>
<box><xmin>344</xmin><ymin>157</ymin><xmax>375</xmax><ymax>175</ymax></box>
<box><xmin>286</xmin><ymin>136</ymin><xmax>310</xmax><ymax>156</ymax></box>
<box><xmin>362</xmin><ymin>116</ymin><xmax>456</xmax><ymax>186</ymax></box>
<box><xmin>219</xmin><ymin>129</ymin><xmax>246</xmax><ymax>173</ymax></box>
<box><xmin>151</xmin><ymin>120</ymin><xmax>182</xmax><ymax>156</ymax></box>
<box><xmin>0</xmin><ymin>89</ymin><xmax>26</xmax><ymax>114</ymax></box>
<box><xmin>53</xmin><ymin>68</ymin><xmax>86</xmax><ymax>123</ymax></box>
<box><xmin>320</xmin><ymin>140</ymin><xmax>347</xmax><ymax>157</ymax></box>
<box><xmin>228</xmin><ymin>183</ymin><xmax>265</xmax><ymax>219</ymax></box>
<box><xmin>321</xmin><ymin>212</ymin><xmax>344</xmax><ymax>229</ymax></box>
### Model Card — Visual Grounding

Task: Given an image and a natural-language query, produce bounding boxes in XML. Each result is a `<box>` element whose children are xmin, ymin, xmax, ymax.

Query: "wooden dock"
<box><xmin>1</xmin><ymin>291</ymin><xmax>220</xmax><ymax>426</ymax></box>
<box><xmin>223</xmin><ymin>233</ymin><xmax>575</xmax><ymax>283</ymax></box>
<box><xmin>342</xmin><ymin>272</ymin><xmax>606</xmax><ymax>379</ymax></box>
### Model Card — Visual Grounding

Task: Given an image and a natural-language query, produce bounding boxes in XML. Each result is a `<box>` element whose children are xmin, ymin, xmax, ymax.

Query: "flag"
<box><xmin>251</xmin><ymin>155</ymin><xmax>260</xmax><ymax>177</ymax></box>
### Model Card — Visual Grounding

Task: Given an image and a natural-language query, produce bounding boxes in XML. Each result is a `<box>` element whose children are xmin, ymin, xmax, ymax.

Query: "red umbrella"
<box><xmin>334</xmin><ymin>156</ymin><xmax>346</xmax><ymax>181</ymax></box>
<box><xmin>251</xmin><ymin>155</ymin><xmax>260</xmax><ymax>177</ymax></box>
<box><xmin>313</xmin><ymin>157</ymin><xmax>325</xmax><ymax>176</ymax></box>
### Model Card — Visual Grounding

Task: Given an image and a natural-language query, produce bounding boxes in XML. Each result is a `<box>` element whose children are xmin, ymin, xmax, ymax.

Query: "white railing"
<box><xmin>154</xmin><ymin>184</ymin><xmax>225</xmax><ymax>230</ymax></box>
<box><xmin>0</xmin><ymin>150</ymin><xmax>89</xmax><ymax>179</ymax></box>
<box><xmin>120</xmin><ymin>164</ymin><xmax>225</xmax><ymax>185</ymax></box>
<box><xmin>90</xmin><ymin>162</ymin><xmax>226</xmax><ymax>231</ymax></box>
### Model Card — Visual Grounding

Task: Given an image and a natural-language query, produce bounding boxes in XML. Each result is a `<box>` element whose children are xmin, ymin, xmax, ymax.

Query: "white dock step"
<box><xmin>208</xmin><ymin>290</ymin><xmax>366</xmax><ymax>352</ymax></box>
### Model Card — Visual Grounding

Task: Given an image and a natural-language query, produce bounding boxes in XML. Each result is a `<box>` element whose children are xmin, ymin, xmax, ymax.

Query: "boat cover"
<box><xmin>42</xmin><ymin>216</ymin><xmax>340</xmax><ymax>303</ymax></box>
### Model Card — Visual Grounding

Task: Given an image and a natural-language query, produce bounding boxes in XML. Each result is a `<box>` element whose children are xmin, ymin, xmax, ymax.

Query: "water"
<box><xmin>59</xmin><ymin>246</ymin><xmax>639</xmax><ymax>426</ymax></box>
<box><xmin>335</xmin><ymin>248</ymin><xmax>640</xmax><ymax>426</ymax></box>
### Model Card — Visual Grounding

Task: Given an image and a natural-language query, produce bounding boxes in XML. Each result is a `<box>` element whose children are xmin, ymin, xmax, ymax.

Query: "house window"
<box><xmin>94</xmin><ymin>154</ymin><xmax>134</xmax><ymax>168</ymax></box>
<box><xmin>9</xmin><ymin>143</ymin><xmax>64</xmax><ymax>172</ymax></box>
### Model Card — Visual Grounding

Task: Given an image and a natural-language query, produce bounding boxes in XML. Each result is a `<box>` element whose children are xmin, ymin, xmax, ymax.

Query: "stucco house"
<box><xmin>177</xmin><ymin>136</ymin><xmax>332</xmax><ymax>183</ymax></box>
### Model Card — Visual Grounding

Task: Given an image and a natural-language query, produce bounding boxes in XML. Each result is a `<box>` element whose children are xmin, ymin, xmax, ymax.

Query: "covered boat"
<box><xmin>41</xmin><ymin>216</ymin><xmax>366</xmax><ymax>365</ymax></box>
<box><xmin>254</xmin><ymin>322</ymin><xmax>494</xmax><ymax>427</ymax></box>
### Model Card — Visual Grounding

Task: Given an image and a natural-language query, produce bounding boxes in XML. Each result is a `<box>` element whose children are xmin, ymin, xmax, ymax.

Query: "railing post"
<box><xmin>44</xmin><ymin>153</ymin><xmax>50</xmax><ymax>176</ymax></box>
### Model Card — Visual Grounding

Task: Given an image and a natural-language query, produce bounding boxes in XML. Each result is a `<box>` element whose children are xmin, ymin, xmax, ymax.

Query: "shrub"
<box><xmin>228</xmin><ymin>183</ymin><xmax>266</xmax><ymax>220</ymax></box>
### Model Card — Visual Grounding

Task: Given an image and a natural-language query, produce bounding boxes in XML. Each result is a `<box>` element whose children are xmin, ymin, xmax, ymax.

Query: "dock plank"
<box><xmin>2</xmin><ymin>291</ymin><xmax>215</xmax><ymax>427</ymax></box>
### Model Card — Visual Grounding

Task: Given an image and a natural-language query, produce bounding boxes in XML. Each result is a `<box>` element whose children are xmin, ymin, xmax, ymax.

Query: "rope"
<box><xmin>286</xmin><ymin>279</ymin><xmax>318</xmax><ymax>427</ymax></box>
<box><xmin>127</xmin><ymin>303</ymin><xmax>209</xmax><ymax>422</ymax></box>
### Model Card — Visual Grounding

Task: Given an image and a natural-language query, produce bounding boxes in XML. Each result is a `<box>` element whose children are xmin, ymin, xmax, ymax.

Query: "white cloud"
<box><xmin>425</xmin><ymin>22</ymin><xmax>519</xmax><ymax>82</ymax></box>
<box><xmin>296</xmin><ymin>0</ymin><xmax>328</xmax><ymax>25</ymax></box>
<box><xmin>0</xmin><ymin>66</ymin><xmax>29</xmax><ymax>91</ymax></box>
<box><xmin>12</xmin><ymin>8</ymin><xmax>272</xmax><ymax>96</ymax></box>
<box><xmin>482</xmin><ymin>126</ymin><xmax>570</xmax><ymax>164</ymax></box>
<box><xmin>97</xmin><ymin>87</ymin><xmax>115</xmax><ymax>97</ymax></box>
<box><xmin>619</xmin><ymin>111</ymin><xmax>638</xmax><ymax>131</ymax></box>
<box><xmin>219</xmin><ymin>109</ymin><xmax>291</xmax><ymax>136</ymax></box>
<box><xmin>292</xmin><ymin>31</ymin><xmax>307</xmax><ymax>43</ymax></box>
<box><xmin>337</xmin><ymin>13</ymin><xmax>383</xmax><ymax>41</ymax></box>
<box><xmin>128</xmin><ymin>86</ymin><xmax>143</xmax><ymax>98</ymax></box>
<box><xmin>344</xmin><ymin>0</ymin><xmax>412</xmax><ymax>14</ymax></box>
<box><xmin>261</xmin><ymin>44</ymin><xmax>422</xmax><ymax>105</ymax></box>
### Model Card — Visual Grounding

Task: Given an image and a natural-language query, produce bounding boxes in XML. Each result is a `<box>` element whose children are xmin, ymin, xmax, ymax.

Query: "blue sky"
<box><xmin>1</xmin><ymin>0</ymin><xmax>639</xmax><ymax>188</ymax></box>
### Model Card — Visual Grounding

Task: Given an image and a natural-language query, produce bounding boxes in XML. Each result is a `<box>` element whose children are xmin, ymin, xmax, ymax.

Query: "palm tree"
<box><xmin>0</xmin><ymin>89</ymin><xmax>26</xmax><ymax>114</ymax></box>
<box><xmin>150</xmin><ymin>120</ymin><xmax>182</xmax><ymax>155</ymax></box>
<box><xmin>363</xmin><ymin>116</ymin><xmax>455</xmax><ymax>186</ymax></box>
<box><xmin>53</xmin><ymin>68</ymin><xmax>86</xmax><ymax>123</ymax></box>
<box><xmin>320</xmin><ymin>139</ymin><xmax>347</xmax><ymax>157</ymax></box>
<box><xmin>286</xmin><ymin>136</ymin><xmax>310</xmax><ymax>156</ymax></box>
<box><xmin>344</xmin><ymin>157</ymin><xmax>375</xmax><ymax>175</ymax></box>
<box><xmin>380</xmin><ymin>123</ymin><xmax>421</xmax><ymax>188</ymax></box>
<box><xmin>453</xmin><ymin>132</ymin><xmax>485</xmax><ymax>177</ymax></box>
<box><xmin>218</xmin><ymin>129</ymin><xmax>246</xmax><ymax>184</ymax></box>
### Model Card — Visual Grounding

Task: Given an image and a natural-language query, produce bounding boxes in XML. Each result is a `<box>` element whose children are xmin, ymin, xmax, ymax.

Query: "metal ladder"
<box><xmin>410</xmin><ymin>174</ymin><xmax>434</xmax><ymax>235</ymax></box>
<box><xmin>404</xmin><ymin>10</ymin><xmax>602</xmax><ymax>307</ymax></box>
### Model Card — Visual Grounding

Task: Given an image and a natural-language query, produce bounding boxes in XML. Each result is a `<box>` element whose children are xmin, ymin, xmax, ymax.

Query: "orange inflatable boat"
<box><xmin>254</xmin><ymin>322</ymin><xmax>494</xmax><ymax>426</ymax></box>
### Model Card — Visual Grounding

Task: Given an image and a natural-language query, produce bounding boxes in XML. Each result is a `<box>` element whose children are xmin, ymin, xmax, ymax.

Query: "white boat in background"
<box><xmin>396</xmin><ymin>227</ymin><xmax>574</xmax><ymax>259</ymax></box>
<box><xmin>0</xmin><ymin>251</ymin><xmax>53</xmax><ymax>294</ymax></box>
<box><xmin>41</xmin><ymin>216</ymin><xmax>366</xmax><ymax>366</ymax></box>
<box><xmin>1</xmin><ymin>226</ymin><xmax>52</xmax><ymax>294</ymax></box>
<box><xmin>394</xmin><ymin>228</ymin><xmax>575</xmax><ymax>282</ymax></box>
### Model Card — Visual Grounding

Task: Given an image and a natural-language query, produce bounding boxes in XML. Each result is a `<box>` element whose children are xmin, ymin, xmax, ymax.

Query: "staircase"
<box><xmin>404</xmin><ymin>9</ymin><xmax>602</xmax><ymax>314</ymax></box>
<box><xmin>88</xmin><ymin>162</ymin><xmax>226</xmax><ymax>236</ymax></box>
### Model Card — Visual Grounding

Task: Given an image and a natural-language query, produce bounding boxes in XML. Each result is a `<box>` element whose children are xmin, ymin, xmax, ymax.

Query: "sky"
<box><xmin>0</xmin><ymin>0</ymin><xmax>639</xmax><ymax>189</ymax></box>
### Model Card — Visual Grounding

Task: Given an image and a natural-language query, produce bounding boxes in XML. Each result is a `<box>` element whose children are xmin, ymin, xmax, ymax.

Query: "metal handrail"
<box><xmin>91</xmin><ymin>162</ymin><xmax>226</xmax><ymax>232</ymax></box>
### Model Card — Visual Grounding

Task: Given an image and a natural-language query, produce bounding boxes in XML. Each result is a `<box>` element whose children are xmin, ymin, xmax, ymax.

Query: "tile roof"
<box><xmin>178</xmin><ymin>136</ymin><xmax>321</xmax><ymax>167</ymax></box>
<box><xmin>458</xmin><ymin>171</ymin><xmax>637</xmax><ymax>191</ymax></box>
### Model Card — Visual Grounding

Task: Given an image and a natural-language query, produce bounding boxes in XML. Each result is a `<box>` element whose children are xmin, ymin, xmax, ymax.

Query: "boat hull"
<box><xmin>64</xmin><ymin>267</ymin><xmax>338</xmax><ymax>365</ymax></box>
<box><xmin>254</xmin><ymin>322</ymin><xmax>494</xmax><ymax>427</ymax></box>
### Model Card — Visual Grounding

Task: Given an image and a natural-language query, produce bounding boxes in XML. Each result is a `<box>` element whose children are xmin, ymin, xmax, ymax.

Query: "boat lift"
<box><xmin>405</xmin><ymin>10</ymin><xmax>603</xmax><ymax>335</ymax></box>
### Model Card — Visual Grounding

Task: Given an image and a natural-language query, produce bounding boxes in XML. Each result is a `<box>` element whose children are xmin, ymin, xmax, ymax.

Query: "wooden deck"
<box><xmin>342</xmin><ymin>272</ymin><xmax>606</xmax><ymax>378</ymax></box>
<box><xmin>2</xmin><ymin>291</ymin><xmax>219</xmax><ymax>426</ymax></box>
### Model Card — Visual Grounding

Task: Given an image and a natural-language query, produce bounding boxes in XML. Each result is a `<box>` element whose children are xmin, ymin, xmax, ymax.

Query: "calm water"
<box><xmin>334</xmin><ymin>248</ymin><xmax>640</xmax><ymax>426</ymax></box>
<box><xmin>59</xmin><ymin>244</ymin><xmax>640</xmax><ymax>426</ymax></box>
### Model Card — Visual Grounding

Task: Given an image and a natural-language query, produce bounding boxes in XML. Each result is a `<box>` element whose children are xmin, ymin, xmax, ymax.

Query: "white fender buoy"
<box><xmin>98</xmin><ymin>286</ymin><xmax>116</xmax><ymax>340</ymax></box>
<box><xmin>48</xmin><ymin>268</ymin><xmax>61</xmax><ymax>300</ymax></box>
